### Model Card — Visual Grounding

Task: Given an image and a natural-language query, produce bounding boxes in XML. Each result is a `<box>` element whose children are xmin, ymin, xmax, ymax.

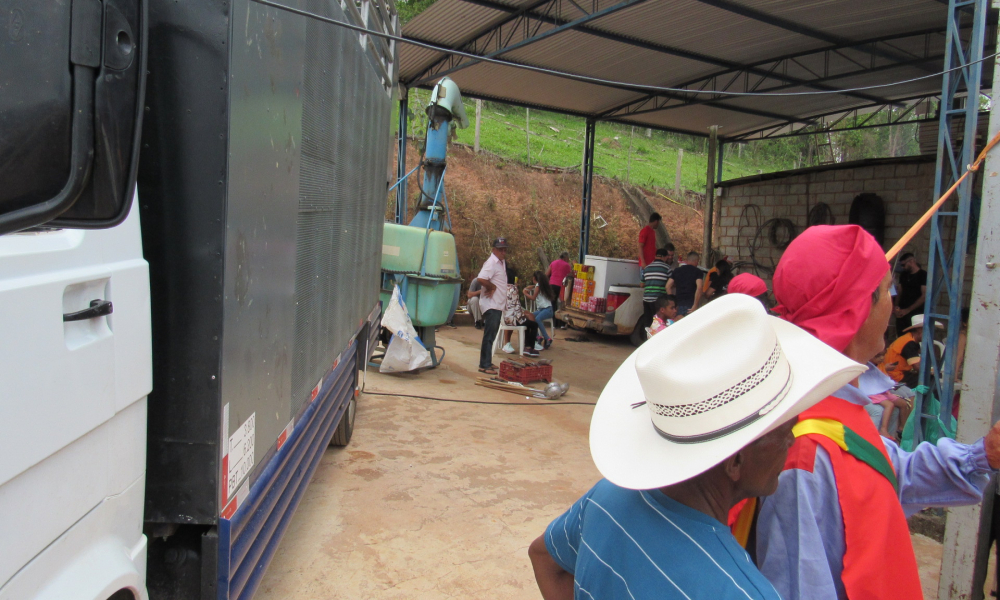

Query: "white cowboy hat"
<box><xmin>590</xmin><ymin>293</ymin><xmax>865</xmax><ymax>490</ymax></box>
<box><xmin>903</xmin><ymin>313</ymin><xmax>944</xmax><ymax>332</ymax></box>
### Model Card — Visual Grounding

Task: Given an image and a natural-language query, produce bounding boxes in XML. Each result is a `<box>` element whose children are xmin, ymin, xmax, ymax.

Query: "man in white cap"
<box><xmin>528</xmin><ymin>294</ymin><xmax>866</xmax><ymax>600</ymax></box>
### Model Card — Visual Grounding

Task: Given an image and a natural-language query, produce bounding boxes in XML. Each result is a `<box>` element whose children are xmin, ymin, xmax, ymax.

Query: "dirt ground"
<box><xmin>256</xmin><ymin>323</ymin><xmax>950</xmax><ymax>599</ymax></box>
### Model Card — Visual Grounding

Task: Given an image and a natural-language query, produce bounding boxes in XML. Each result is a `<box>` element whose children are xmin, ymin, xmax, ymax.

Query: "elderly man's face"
<box><xmin>852</xmin><ymin>271</ymin><xmax>894</xmax><ymax>362</ymax></box>
<box><xmin>736</xmin><ymin>419</ymin><xmax>797</xmax><ymax>497</ymax></box>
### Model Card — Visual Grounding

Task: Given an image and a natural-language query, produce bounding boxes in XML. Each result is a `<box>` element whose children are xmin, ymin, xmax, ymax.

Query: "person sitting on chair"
<box><xmin>502</xmin><ymin>266</ymin><xmax>540</xmax><ymax>358</ymax></box>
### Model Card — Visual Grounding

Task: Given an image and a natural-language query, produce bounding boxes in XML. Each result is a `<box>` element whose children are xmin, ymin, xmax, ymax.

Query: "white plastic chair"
<box><xmin>493</xmin><ymin>321</ymin><xmax>526</xmax><ymax>361</ymax></box>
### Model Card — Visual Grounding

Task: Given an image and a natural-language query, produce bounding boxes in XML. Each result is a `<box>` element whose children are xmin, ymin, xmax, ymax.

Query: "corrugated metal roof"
<box><xmin>399</xmin><ymin>0</ymin><xmax>995</xmax><ymax>138</ymax></box>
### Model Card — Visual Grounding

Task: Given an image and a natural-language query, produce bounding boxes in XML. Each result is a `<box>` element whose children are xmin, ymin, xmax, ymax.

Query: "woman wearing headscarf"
<box><xmin>752</xmin><ymin>225</ymin><xmax>1000</xmax><ymax>600</ymax></box>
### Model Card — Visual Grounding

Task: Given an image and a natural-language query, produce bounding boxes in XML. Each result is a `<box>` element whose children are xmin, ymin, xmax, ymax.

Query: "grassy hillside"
<box><xmin>396</xmin><ymin>89</ymin><xmax>799</xmax><ymax>195</ymax></box>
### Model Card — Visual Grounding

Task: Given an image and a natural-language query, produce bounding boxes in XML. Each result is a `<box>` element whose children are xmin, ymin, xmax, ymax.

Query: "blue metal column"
<box><xmin>579</xmin><ymin>119</ymin><xmax>597</xmax><ymax>263</ymax></box>
<box><xmin>913</xmin><ymin>0</ymin><xmax>988</xmax><ymax>443</ymax></box>
<box><xmin>395</xmin><ymin>94</ymin><xmax>409</xmax><ymax>224</ymax></box>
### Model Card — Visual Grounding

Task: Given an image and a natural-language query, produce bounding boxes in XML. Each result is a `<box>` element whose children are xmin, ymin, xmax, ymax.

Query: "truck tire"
<box><xmin>330</xmin><ymin>394</ymin><xmax>356</xmax><ymax>446</ymax></box>
<box><xmin>629</xmin><ymin>319</ymin><xmax>647</xmax><ymax>347</ymax></box>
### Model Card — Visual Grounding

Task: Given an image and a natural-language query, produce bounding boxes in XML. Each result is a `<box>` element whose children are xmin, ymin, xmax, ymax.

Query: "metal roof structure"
<box><xmin>399</xmin><ymin>0</ymin><xmax>995</xmax><ymax>140</ymax></box>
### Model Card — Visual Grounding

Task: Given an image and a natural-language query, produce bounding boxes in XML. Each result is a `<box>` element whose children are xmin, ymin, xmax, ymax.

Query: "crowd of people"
<box><xmin>457</xmin><ymin>214</ymin><xmax>993</xmax><ymax>598</ymax></box>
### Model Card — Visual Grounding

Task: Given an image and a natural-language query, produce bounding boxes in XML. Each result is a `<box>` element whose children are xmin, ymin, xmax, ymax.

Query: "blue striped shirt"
<box><xmin>545</xmin><ymin>479</ymin><xmax>782</xmax><ymax>600</ymax></box>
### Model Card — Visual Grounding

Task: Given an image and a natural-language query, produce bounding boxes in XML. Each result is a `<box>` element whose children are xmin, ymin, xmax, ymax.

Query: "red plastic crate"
<box><xmin>499</xmin><ymin>361</ymin><xmax>553</xmax><ymax>383</ymax></box>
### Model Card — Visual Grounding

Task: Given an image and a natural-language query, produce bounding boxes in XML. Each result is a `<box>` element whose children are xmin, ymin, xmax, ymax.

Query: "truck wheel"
<box><xmin>330</xmin><ymin>394</ymin><xmax>356</xmax><ymax>446</ymax></box>
<box><xmin>629</xmin><ymin>318</ymin><xmax>647</xmax><ymax>347</ymax></box>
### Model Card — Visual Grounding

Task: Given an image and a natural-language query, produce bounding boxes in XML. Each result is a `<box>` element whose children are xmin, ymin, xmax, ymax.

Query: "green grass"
<box><xmin>395</xmin><ymin>89</ymin><xmax>800</xmax><ymax>195</ymax></box>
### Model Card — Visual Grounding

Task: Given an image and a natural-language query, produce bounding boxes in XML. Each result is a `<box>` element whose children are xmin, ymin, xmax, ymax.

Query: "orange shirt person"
<box><xmin>879</xmin><ymin>314</ymin><xmax>934</xmax><ymax>384</ymax></box>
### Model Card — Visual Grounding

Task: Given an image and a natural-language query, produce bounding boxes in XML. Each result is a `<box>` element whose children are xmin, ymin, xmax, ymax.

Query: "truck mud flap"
<box><xmin>216</xmin><ymin>340</ymin><xmax>358</xmax><ymax>600</ymax></box>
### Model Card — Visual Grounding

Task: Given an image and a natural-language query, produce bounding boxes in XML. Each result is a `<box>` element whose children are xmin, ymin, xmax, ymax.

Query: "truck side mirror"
<box><xmin>0</xmin><ymin>0</ymin><xmax>146</xmax><ymax>235</ymax></box>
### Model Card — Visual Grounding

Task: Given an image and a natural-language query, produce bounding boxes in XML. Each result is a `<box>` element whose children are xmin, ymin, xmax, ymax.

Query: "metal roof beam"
<box><xmin>408</xmin><ymin>0</ymin><xmax>649</xmax><ymax>86</ymax></box>
<box><xmin>689</xmin><ymin>0</ymin><xmax>939</xmax><ymax>73</ymax></box>
<box><xmin>599</xmin><ymin>50</ymin><xmax>947</xmax><ymax>122</ymax></box>
<box><xmin>403</xmin><ymin>35</ymin><xmax>814</xmax><ymax>125</ymax></box>
<box><xmin>724</xmin><ymin>93</ymin><xmax>944</xmax><ymax>140</ymax></box>
<box><xmin>413</xmin><ymin>0</ymin><xmax>906</xmax><ymax>106</ymax></box>
<box><xmin>593</xmin><ymin>27</ymin><xmax>972</xmax><ymax>122</ymax></box>
<box><xmin>407</xmin><ymin>82</ymin><xmax>713</xmax><ymax>137</ymax></box>
<box><xmin>405</xmin><ymin>0</ymin><xmax>557</xmax><ymax>84</ymax></box>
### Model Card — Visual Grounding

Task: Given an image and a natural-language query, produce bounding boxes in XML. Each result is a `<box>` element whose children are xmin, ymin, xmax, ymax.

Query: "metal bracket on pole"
<box><xmin>579</xmin><ymin>119</ymin><xmax>596</xmax><ymax>263</ymax></box>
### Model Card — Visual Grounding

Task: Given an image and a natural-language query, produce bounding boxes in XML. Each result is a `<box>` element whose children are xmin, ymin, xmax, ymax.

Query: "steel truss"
<box><xmin>403</xmin><ymin>0</ymin><xmax>991</xmax><ymax>139</ymax></box>
<box><xmin>601</xmin><ymin>27</ymin><xmax>954</xmax><ymax>122</ymax></box>
<box><xmin>404</xmin><ymin>0</ymin><xmax>932</xmax><ymax>126</ymax></box>
<box><xmin>728</xmin><ymin>98</ymin><xmax>938</xmax><ymax>141</ymax></box>
<box><xmin>913</xmin><ymin>0</ymin><xmax>989</xmax><ymax>444</ymax></box>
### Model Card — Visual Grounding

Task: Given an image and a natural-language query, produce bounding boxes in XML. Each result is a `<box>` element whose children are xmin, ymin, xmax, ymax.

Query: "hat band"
<box><xmin>648</xmin><ymin>344</ymin><xmax>781</xmax><ymax>419</ymax></box>
<box><xmin>653</xmin><ymin>370</ymin><xmax>793</xmax><ymax>444</ymax></box>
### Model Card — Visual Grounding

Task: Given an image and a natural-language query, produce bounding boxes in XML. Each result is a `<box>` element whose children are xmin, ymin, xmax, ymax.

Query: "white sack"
<box><xmin>380</xmin><ymin>286</ymin><xmax>433</xmax><ymax>373</ymax></box>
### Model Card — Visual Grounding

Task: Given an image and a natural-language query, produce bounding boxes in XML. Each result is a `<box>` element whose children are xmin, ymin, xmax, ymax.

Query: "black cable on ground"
<box><xmin>362</xmin><ymin>390</ymin><xmax>597</xmax><ymax>407</ymax></box>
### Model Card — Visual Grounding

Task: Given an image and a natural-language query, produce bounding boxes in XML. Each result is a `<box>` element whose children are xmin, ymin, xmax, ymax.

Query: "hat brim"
<box><xmin>590</xmin><ymin>317</ymin><xmax>865</xmax><ymax>490</ymax></box>
<box><xmin>903</xmin><ymin>320</ymin><xmax>943</xmax><ymax>332</ymax></box>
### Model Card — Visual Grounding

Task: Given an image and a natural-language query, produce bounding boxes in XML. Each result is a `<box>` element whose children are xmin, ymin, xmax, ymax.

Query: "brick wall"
<box><xmin>714</xmin><ymin>157</ymin><xmax>974</xmax><ymax>307</ymax></box>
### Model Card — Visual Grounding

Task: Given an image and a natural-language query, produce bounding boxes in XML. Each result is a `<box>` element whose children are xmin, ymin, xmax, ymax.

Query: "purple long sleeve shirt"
<box><xmin>755</xmin><ymin>382</ymin><xmax>994</xmax><ymax>600</ymax></box>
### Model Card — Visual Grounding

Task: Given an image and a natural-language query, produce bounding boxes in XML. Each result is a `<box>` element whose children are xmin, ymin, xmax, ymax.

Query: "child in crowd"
<box><xmin>646</xmin><ymin>294</ymin><xmax>678</xmax><ymax>339</ymax></box>
<box><xmin>867</xmin><ymin>350</ymin><xmax>913</xmax><ymax>441</ymax></box>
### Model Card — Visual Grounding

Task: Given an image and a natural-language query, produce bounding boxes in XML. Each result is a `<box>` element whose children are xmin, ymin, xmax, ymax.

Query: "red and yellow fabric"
<box><xmin>792</xmin><ymin>397</ymin><xmax>921</xmax><ymax>600</ymax></box>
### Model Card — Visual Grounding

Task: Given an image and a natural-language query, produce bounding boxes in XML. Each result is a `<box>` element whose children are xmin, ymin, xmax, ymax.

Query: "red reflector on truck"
<box><xmin>607</xmin><ymin>292</ymin><xmax>630</xmax><ymax>311</ymax></box>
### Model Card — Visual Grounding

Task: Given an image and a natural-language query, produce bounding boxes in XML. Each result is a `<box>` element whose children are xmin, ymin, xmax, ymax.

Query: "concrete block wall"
<box><xmin>715</xmin><ymin>157</ymin><xmax>974</xmax><ymax>307</ymax></box>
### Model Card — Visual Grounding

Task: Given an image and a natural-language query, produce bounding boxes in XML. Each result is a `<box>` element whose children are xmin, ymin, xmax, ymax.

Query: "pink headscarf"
<box><xmin>728</xmin><ymin>273</ymin><xmax>768</xmax><ymax>297</ymax></box>
<box><xmin>773</xmin><ymin>225</ymin><xmax>888</xmax><ymax>352</ymax></box>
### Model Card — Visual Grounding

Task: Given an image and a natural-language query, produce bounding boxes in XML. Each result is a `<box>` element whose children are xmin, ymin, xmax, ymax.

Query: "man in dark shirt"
<box><xmin>666</xmin><ymin>252</ymin><xmax>703</xmax><ymax>315</ymax></box>
<box><xmin>893</xmin><ymin>252</ymin><xmax>927</xmax><ymax>331</ymax></box>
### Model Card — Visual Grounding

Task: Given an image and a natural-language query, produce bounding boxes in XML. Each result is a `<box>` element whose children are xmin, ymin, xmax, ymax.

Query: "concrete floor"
<box><xmin>256</xmin><ymin>325</ymin><xmax>952</xmax><ymax>599</ymax></box>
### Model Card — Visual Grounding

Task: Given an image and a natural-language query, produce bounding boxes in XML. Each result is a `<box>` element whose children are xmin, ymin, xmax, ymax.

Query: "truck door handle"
<box><xmin>63</xmin><ymin>299</ymin><xmax>114</xmax><ymax>322</ymax></box>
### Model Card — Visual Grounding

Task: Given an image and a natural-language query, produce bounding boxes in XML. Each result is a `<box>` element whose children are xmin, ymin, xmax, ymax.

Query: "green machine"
<box><xmin>380</xmin><ymin>77</ymin><xmax>468</xmax><ymax>366</ymax></box>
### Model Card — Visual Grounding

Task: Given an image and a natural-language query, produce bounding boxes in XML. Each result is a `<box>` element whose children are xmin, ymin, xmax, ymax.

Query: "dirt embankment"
<box><xmin>390</xmin><ymin>142</ymin><xmax>704</xmax><ymax>292</ymax></box>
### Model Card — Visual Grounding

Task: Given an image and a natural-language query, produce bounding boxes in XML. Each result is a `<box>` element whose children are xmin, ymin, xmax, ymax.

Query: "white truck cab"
<box><xmin>0</xmin><ymin>205</ymin><xmax>151</xmax><ymax>600</ymax></box>
<box><xmin>0</xmin><ymin>0</ymin><xmax>397</xmax><ymax>598</ymax></box>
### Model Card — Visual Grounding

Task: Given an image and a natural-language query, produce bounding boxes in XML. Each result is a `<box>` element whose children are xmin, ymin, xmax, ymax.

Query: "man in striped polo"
<box><xmin>641</xmin><ymin>246</ymin><xmax>673</xmax><ymax>327</ymax></box>
<box><xmin>528</xmin><ymin>294</ymin><xmax>866</xmax><ymax>600</ymax></box>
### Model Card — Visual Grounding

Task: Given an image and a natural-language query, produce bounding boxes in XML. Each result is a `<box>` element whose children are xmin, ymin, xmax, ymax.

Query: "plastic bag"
<box><xmin>899</xmin><ymin>392</ymin><xmax>957</xmax><ymax>451</ymax></box>
<box><xmin>380</xmin><ymin>286</ymin><xmax>432</xmax><ymax>373</ymax></box>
